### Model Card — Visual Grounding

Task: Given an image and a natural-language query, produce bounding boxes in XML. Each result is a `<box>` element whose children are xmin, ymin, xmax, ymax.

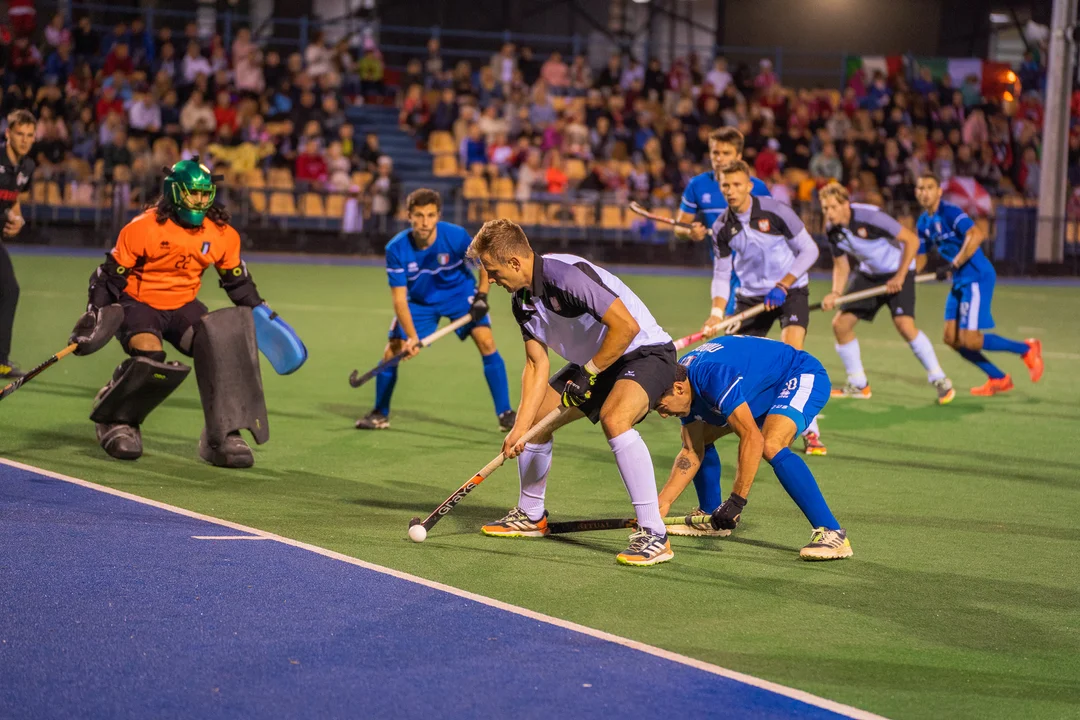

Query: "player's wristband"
<box><xmin>584</xmin><ymin>360</ymin><xmax>601</xmax><ymax>376</ymax></box>
<box><xmin>710</xmin><ymin>307</ymin><xmax>725</xmax><ymax>318</ymax></box>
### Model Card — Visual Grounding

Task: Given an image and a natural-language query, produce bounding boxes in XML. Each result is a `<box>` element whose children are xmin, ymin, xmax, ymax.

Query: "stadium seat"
<box><xmin>494</xmin><ymin>201</ymin><xmax>521</xmax><ymax>223</ymax></box>
<box><xmin>520</xmin><ymin>202</ymin><xmax>545</xmax><ymax>226</ymax></box>
<box><xmin>66</xmin><ymin>182</ymin><xmax>97</xmax><ymax>207</ymax></box>
<box><xmin>466</xmin><ymin>200</ymin><xmax>489</xmax><ymax>223</ymax></box>
<box><xmin>600</xmin><ymin>205</ymin><xmax>624</xmax><ymax>229</ymax></box>
<box><xmin>268</xmin><ymin>168</ymin><xmax>294</xmax><ymax>190</ymax></box>
<box><xmin>300</xmin><ymin>193</ymin><xmax>325</xmax><ymax>217</ymax></box>
<box><xmin>491</xmin><ymin>177</ymin><xmax>515</xmax><ymax>200</ymax></box>
<box><xmin>571</xmin><ymin>204</ymin><xmax>594</xmax><ymax>226</ymax></box>
<box><xmin>351</xmin><ymin>171</ymin><xmax>373</xmax><ymax>190</ymax></box>
<box><xmin>1067</xmin><ymin>222</ymin><xmax>1078</xmax><ymax>245</ymax></box>
<box><xmin>463</xmin><ymin>176</ymin><xmax>489</xmax><ymax>200</ymax></box>
<box><xmin>46</xmin><ymin>181</ymin><xmax>62</xmax><ymax>205</ymax></box>
<box><xmin>269</xmin><ymin>192</ymin><xmax>297</xmax><ymax>216</ymax></box>
<box><xmin>433</xmin><ymin>154</ymin><xmax>459</xmax><ymax>177</ymax></box>
<box><xmin>546</xmin><ymin>203</ymin><xmax>572</xmax><ymax>225</ymax></box>
<box><xmin>244</xmin><ymin>169</ymin><xmax>266</xmax><ymax>188</ymax></box>
<box><xmin>249</xmin><ymin>191</ymin><xmax>268</xmax><ymax>214</ymax></box>
<box><xmin>565</xmin><ymin>159</ymin><xmax>587</xmax><ymax>183</ymax></box>
<box><xmin>428</xmin><ymin>131</ymin><xmax>455</xmax><ymax>155</ymax></box>
<box><xmin>647</xmin><ymin>206</ymin><xmax>673</xmax><ymax>232</ymax></box>
<box><xmin>325</xmin><ymin>194</ymin><xmax>345</xmax><ymax>218</ymax></box>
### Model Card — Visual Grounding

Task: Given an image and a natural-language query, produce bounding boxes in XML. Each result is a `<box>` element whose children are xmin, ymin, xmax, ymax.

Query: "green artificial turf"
<box><xmin>3</xmin><ymin>253</ymin><xmax>1079</xmax><ymax>719</ymax></box>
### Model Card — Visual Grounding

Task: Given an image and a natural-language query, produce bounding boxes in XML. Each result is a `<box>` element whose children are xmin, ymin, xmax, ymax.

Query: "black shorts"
<box><xmin>732</xmin><ymin>286</ymin><xmax>810</xmax><ymax>337</ymax></box>
<box><xmin>117</xmin><ymin>295</ymin><xmax>208</xmax><ymax>356</ymax></box>
<box><xmin>549</xmin><ymin>342</ymin><xmax>678</xmax><ymax>424</ymax></box>
<box><xmin>839</xmin><ymin>271</ymin><xmax>915</xmax><ymax>322</ymax></box>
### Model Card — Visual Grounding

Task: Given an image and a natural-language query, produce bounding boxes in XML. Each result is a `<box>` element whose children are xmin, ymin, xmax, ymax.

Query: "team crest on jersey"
<box><xmin>857</xmin><ymin>227</ymin><xmax>868</xmax><ymax>238</ymax></box>
<box><xmin>757</xmin><ymin>219</ymin><xmax>771</xmax><ymax>232</ymax></box>
<box><xmin>702</xmin><ymin>193</ymin><xmax>711</xmax><ymax>203</ymax></box>
<box><xmin>16</xmin><ymin>173</ymin><xmax>28</xmax><ymax>187</ymax></box>
<box><xmin>437</xmin><ymin>253</ymin><xmax>450</xmax><ymax>266</ymax></box>
<box><xmin>408</xmin><ymin>262</ymin><xmax>418</xmax><ymax>271</ymax></box>
<box><xmin>201</xmin><ymin>241</ymin><xmax>211</xmax><ymax>254</ymax></box>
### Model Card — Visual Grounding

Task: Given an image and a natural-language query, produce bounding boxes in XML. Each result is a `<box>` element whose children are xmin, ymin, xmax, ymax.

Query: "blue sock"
<box><xmin>957</xmin><ymin>348</ymin><xmax>1006</xmax><ymax>379</ymax></box>
<box><xmin>691</xmin><ymin>443</ymin><xmax>723</xmax><ymax>513</ymax></box>
<box><xmin>482</xmin><ymin>351</ymin><xmax>512</xmax><ymax>415</ymax></box>
<box><xmin>768</xmin><ymin>447</ymin><xmax>840</xmax><ymax>530</ymax></box>
<box><xmin>982</xmin><ymin>334</ymin><xmax>1028</xmax><ymax>355</ymax></box>
<box><xmin>374</xmin><ymin>366</ymin><xmax>398</xmax><ymax>416</ymax></box>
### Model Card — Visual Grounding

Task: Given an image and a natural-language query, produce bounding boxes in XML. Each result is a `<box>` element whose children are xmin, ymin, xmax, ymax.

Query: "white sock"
<box><xmin>608</xmin><ymin>429</ymin><xmax>665</xmax><ymax>537</ymax></box>
<box><xmin>803</xmin><ymin>416</ymin><xmax>821</xmax><ymax>437</ymax></box>
<box><xmin>835</xmin><ymin>339</ymin><xmax>868</xmax><ymax>388</ymax></box>
<box><xmin>517</xmin><ymin>440</ymin><xmax>552</xmax><ymax>521</ymax></box>
<box><xmin>908</xmin><ymin>330</ymin><xmax>946</xmax><ymax>383</ymax></box>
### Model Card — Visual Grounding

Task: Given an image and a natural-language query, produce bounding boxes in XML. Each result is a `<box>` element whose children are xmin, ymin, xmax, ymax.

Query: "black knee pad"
<box><xmin>91</xmin><ymin>356</ymin><xmax>191</xmax><ymax>426</ymax></box>
<box><xmin>130</xmin><ymin>348</ymin><xmax>167</xmax><ymax>363</ymax></box>
<box><xmin>193</xmin><ymin>307</ymin><xmax>269</xmax><ymax>448</ymax></box>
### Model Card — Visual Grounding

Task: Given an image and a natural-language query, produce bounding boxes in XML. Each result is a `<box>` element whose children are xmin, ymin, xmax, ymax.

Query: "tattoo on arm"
<box><xmin>676</xmin><ymin>456</ymin><xmax>692</xmax><ymax>472</ymax></box>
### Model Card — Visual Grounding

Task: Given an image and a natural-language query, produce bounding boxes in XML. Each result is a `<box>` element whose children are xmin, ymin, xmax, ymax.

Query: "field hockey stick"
<box><xmin>672</xmin><ymin>302</ymin><xmax>769</xmax><ymax>350</ymax></box>
<box><xmin>628</xmin><ymin>201</ymin><xmax>695</xmax><ymax>230</ymax></box>
<box><xmin>548</xmin><ymin>513</ymin><xmax>714</xmax><ymax>535</ymax></box>
<box><xmin>0</xmin><ymin>343</ymin><xmax>78</xmax><ymax>403</ymax></box>
<box><xmin>809</xmin><ymin>272</ymin><xmax>937</xmax><ymax>312</ymax></box>
<box><xmin>349</xmin><ymin>314</ymin><xmax>475</xmax><ymax>388</ymax></box>
<box><xmin>409</xmin><ymin>406</ymin><xmax>568</xmax><ymax>534</ymax></box>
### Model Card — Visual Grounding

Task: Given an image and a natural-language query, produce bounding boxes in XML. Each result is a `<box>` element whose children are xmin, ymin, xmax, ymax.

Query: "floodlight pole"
<box><xmin>1034</xmin><ymin>0</ymin><xmax>1078</xmax><ymax>263</ymax></box>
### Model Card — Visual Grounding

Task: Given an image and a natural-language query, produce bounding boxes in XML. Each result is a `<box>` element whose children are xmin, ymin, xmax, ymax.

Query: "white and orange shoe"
<box><xmin>481</xmin><ymin>507</ymin><xmax>550</xmax><ymax>538</ymax></box>
<box><xmin>1022</xmin><ymin>339</ymin><xmax>1044</xmax><ymax>383</ymax></box>
<box><xmin>971</xmin><ymin>375</ymin><xmax>1014</xmax><ymax>396</ymax></box>
<box><xmin>616</xmin><ymin>530</ymin><xmax>674</xmax><ymax>567</ymax></box>
<box><xmin>830</xmin><ymin>383</ymin><xmax>872</xmax><ymax>400</ymax></box>
<box><xmin>802</xmin><ymin>432</ymin><xmax>828</xmax><ymax>456</ymax></box>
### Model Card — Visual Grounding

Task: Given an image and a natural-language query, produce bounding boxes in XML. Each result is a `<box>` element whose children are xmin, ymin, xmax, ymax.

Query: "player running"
<box><xmin>672</xmin><ymin>127</ymin><xmax>770</xmax><ymax>528</ymax></box>
<box><xmin>915</xmin><ymin>173</ymin><xmax>1043</xmax><ymax>396</ymax></box>
<box><xmin>819</xmin><ymin>182</ymin><xmax>955</xmax><ymax>404</ymax></box>
<box><xmin>0</xmin><ymin>109</ymin><xmax>36</xmax><ymax>379</ymax></box>
<box><xmin>355</xmin><ymin>188</ymin><xmax>514</xmax><ymax>431</ymax></box>
<box><xmin>468</xmin><ymin>219</ymin><xmax>677</xmax><ymax>567</ymax></box>
<box><xmin>653</xmin><ymin>336</ymin><xmax>852</xmax><ymax>561</ymax></box>
<box><xmin>70</xmin><ymin>158</ymin><xmax>287</xmax><ymax>468</ymax></box>
<box><xmin>710</xmin><ymin>160</ymin><xmax>827</xmax><ymax>455</ymax></box>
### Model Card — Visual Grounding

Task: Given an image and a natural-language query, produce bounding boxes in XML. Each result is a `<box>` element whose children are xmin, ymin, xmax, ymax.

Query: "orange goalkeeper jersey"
<box><xmin>110</xmin><ymin>209</ymin><xmax>243</xmax><ymax>311</ymax></box>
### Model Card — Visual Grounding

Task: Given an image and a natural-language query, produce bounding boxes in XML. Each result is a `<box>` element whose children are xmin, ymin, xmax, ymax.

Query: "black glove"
<box><xmin>469</xmin><ymin>291</ymin><xmax>490</xmax><ymax>322</ymax></box>
<box><xmin>69</xmin><ymin>303</ymin><xmax>123</xmax><ymax>356</ymax></box>
<box><xmin>711</xmin><ymin>492</ymin><xmax>747</xmax><ymax>530</ymax></box>
<box><xmin>935</xmin><ymin>263</ymin><xmax>955</xmax><ymax>281</ymax></box>
<box><xmin>561</xmin><ymin>364</ymin><xmax>598</xmax><ymax>408</ymax></box>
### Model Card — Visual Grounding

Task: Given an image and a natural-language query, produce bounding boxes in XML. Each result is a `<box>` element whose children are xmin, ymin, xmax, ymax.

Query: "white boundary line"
<box><xmin>0</xmin><ymin>457</ymin><xmax>887</xmax><ymax>720</ymax></box>
<box><xmin>191</xmin><ymin>535</ymin><xmax>269</xmax><ymax>540</ymax></box>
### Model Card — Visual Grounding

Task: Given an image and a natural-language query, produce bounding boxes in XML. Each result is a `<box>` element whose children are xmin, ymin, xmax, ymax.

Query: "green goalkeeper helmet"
<box><xmin>162</xmin><ymin>158</ymin><xmax>217</xmax><ymax>227</ymax></box>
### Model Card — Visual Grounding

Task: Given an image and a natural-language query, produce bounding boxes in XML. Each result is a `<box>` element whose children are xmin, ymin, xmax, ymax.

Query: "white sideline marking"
<box><xmin>191</xmin><ymin>535</ymin><xmax>269</xmax><ymax>540</ymax></box>
<box><xmin>0</xmin><ymin>457</ymin><xmax>886</xmax><ymax>720</ymax></box>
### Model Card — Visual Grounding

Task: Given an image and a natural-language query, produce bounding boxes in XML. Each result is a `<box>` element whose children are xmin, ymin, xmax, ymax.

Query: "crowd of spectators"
<box><xmin>1</xmin><ymin>9</ymin><xmax>1077</xmax><ymax>230</ymax></box>
<box><xmin>399</xmin><ymin>39</ymin><xmax>1075</xmax><ymax>217</ymax></box>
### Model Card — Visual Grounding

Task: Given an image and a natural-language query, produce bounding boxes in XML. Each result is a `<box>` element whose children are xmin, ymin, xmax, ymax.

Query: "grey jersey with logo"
<box><xmin>511</xmin><ymin>253</ymin><xmax>671</xmax><ymax>365</ymax></box>
<box><xmin>827</xmin><ymin>203</ymin><xmax>910</xmax><ymax>275</ymax></box>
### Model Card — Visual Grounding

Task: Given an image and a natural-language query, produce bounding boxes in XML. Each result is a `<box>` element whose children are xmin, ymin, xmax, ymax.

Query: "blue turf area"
<box><xmin>0</xmin><ymin>463</ymin><xmax>860</xmax><ymax>720</ymax></box>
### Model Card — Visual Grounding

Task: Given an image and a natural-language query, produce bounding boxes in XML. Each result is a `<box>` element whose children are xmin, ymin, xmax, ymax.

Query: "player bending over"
<box><xmin>356</xmin><ymin>188</ymin><xmax>514</xmax><ymax>431</ymax></box>
<box><xmin>653</xmin><ymin>336</ymin><xmax>852</xmax><ymax>561</ymax></box>
<box><xmin>468</xmin><ymin>219</ymin><xmax>678</xmax><ymax>567</ymax></box>
<box><xmin>915</xmin><ymin>173</ymin><xmax>1043</xmax><ymax>396</ymax></box>
<box><xmin>70</xmin><ymin>159</ymin><xmax>275</xmax><ymax>468</ymax></box>
<box><xmin>671</xmin><ymin>126</ymin><xmax>770</xmax><ymax>529</ymax></box>
<box><xmin>819</xmin><ymin>181</ymin><xmax>955</xmax><ymax>404</ymax></box>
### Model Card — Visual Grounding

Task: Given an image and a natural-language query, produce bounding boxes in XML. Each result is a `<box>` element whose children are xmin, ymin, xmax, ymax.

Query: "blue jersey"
<box><xmin>679</xmin><ymin>336</ymin><xmax>813</xmax><ymax>427</ymax></box>
<box><xmin>679</xmin><ymin>172</ymin><xmax>770</xmax><ymax>230</ymax></box>
<box><xmin>385</xmin><ymin>222</ymin><xmax>477</xmax><ymax>305</ymax></box>
<box><xmin>917</xmin><ymin>201</ymin><xmax>995</xmax><ymax>286</ymax></box>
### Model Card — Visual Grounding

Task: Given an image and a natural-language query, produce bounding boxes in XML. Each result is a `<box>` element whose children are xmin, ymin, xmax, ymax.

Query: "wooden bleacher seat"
<box><xmin>600</xmin><ymin>205</ymin><xmax>624</xmax><ymax>229</ymax></box>
<box><xmin>300</xmin><ymin>193</ymin><xmax>325</xmax><ymax>217</ymax></box>
<box><xmin>494</xmin><ymin>201</ymin><xmax>521</xmax><ymax>223</ymax></box>
<box><xmin>491</xmin><ymin>177</ymin><xmax>515</xmax><ymax>200</ymax></box>
<box><xmin>268</xmin><ymin>168</ymin><xmax>294</xmax><ymax>190</ymax></box>
<box><xmin>269</xmin><ymin>192</ymin><xmax>297</xmax><ymax>216</ymax></box>
<box><xmin>249</xmin><ymin>191</ymin><xmax>268</xmax><ymax>213</ymax></box>
<box><xmin>520</xmin><ymin>202</ymin><xmax>545</xmax><ymax>226</ymax></box>
<box><xmin>463</xmin><ymin>176</ymin><xmax>490</xmax><ymax>200</ymax></box>
<box><xmin>325</xmin><ymin>194</ymin><xmax>346</xmax><ymax>218</ymax></box>
<box><xmin>428</xmin><ymin>131</ymin><xmax>455</xmax><ymax>155</ymax></box>
<box><xmin>433</xmin><ymin>155</ymin><xmax>459</xmax><ymax>177</ymax></box>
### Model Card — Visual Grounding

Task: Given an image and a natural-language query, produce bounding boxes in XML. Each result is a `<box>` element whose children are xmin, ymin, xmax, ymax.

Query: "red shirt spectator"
<box><xmin>295</xmin><ymin>142</ymin><xmax>328</xmax><ymax>183</ymax></box>
<box><xmin>103</xmin><ymin>43</ymin><xmax>134</xmax><ymax>77</ymax></box>
<box><xmin>755</xmin><ymin>141</ymin><xmax>781</xmax><ymax>180</ymax></box>
<box><xmin>95</xmin><ymin>87</ymin><xmax>124</xmax><ymax>122</ymax></box>
<box><xmin>213</xmin><ymin>91</ymin><xmax>238</xmax><ymax>133</ymax></box>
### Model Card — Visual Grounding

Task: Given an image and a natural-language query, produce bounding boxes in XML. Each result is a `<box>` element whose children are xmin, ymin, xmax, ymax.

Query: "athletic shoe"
<box><xmin>665</xmin><ymin>508</ymin><xmax>731</xmax><ymax>537</ymax></box>
<box><xmin>800</xmin><ymin>527</ymin><xmax>853</xmax><ymax>560</ymax></box>
<box><xmin>830</xmin><ymin>382</ymin><xmax>872</xmax><ymax>399</ymax></box>
<box><xmin>0</xmin><ymin>362</ymin><xmax>24</xmax><ymax>379</ymax></box>
<box><xmin>616</xmin><ymin>529</ymin><xmax>674</xmax><ymax>566</ymax></box>
<box><xmin>481</xmin><ymin>507</ymin><xmax>549</xmax><ymax>537</ymax></box>
<box><xmin>498</xmin><ymin>410</ymin><xmax>517</xmax><ymax>432</ymax></box>
<box><xmin>1022</xmin><ymin>339</ymin><xmax>1043</xmax><ymax>383</ymax></box>
<box><xmin>970</xmin><ymin>375</ymin><xmax>1013</xmax><ymax>396</ymax></box>
<box><xmin>933</xmin><ymin>377</ymin><xmax>956</xmax><ymax>405</ymax></box>
<box><xmin>354</xmin><ymin>410</ymin><xmax>390</xmax><ymax>430</ymax></box>
<box><xmin>802</xmin><ymin>431</ymin><xmax>828</xmax><ymax>456</ymax></box>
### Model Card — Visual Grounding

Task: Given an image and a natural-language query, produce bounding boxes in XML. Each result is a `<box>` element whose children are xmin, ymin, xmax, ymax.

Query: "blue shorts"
<box><xmin>767</xmin><ymin>361</ymin><xmax>830</xmax><ymax>436</ymax></box>
<box><xmin>944</xmin><ymin>277</ymin><xmax>996</xmax><ymax>331</ymax></box>
<box><xmin>388</xmin><ymin>293</ymin><xmax>490</xmax><ymax>342</ymax></box>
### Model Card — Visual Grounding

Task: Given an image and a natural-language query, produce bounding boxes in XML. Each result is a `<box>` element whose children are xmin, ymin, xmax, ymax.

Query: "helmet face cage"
<box><xmin>171</xmin><ymin>181</ymin><xmax>216</xmax><ymax>212</ymax></box>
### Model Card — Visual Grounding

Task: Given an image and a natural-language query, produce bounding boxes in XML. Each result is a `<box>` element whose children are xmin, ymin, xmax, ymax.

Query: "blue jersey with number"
<box><xmin>385</xmin><ymin>222</ymin><xmax>478</xmax><ymax>305</ymax></box>
<box><xmin>679</xmin><ymin>172</ymin><xmax>771</xmax><ymax>232</ymax></box>
<box><xmin>679</xmin><ymin>336</ymin><xmax>812</xmax><ymax>426</ymax></box>
<box><xmin>917</xmin><ymin>200</ymin><xmax>995</xmax><ymax>286</ymax></box>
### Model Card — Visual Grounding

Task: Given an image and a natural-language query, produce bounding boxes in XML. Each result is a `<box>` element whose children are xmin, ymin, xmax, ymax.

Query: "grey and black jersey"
<box><xmin>827</xmin><ymin>203</ymin><xmax>911</xmax><ymax>275</ymax></box>
<box><xmin>0</xmin><ymin>142</ymin><xmax>35</xmax><ymax>214</ymax></box>
<box><xmin>709</xmin><ymin>196</ymin><xmax>819</xmax><ymax>300</ymax></box>
<box><xmin>511</xmin><ymin>253</ymin><xmax>671</xmax><ymax>365</ymax></box>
